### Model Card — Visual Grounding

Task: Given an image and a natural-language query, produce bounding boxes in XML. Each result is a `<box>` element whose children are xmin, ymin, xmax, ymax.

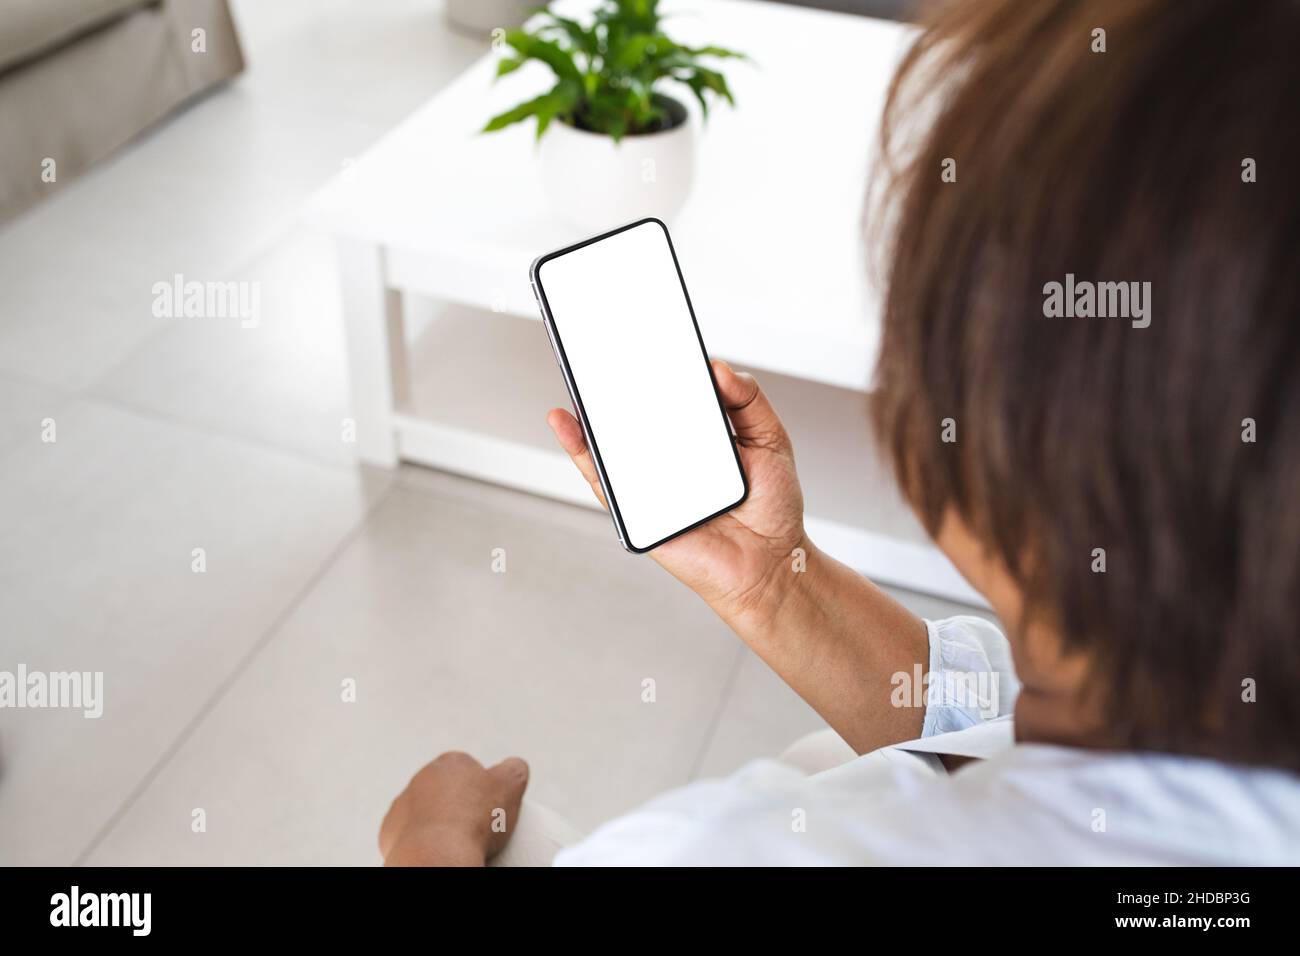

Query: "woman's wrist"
<box><xmin>715</xmin><ymin>533</ymin><xmax>931</xmax><ymax>754</ymax></box>
<box><xmin>722</xmin><ymin>530</ymin><xmax>825</xmax><ymax>648</ymax></box>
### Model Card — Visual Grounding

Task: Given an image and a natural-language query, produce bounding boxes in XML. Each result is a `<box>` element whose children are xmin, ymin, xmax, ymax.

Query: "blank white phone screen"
<box><xmin>536</xmin><ymin>220</ymin><xmax>745</xmax><ymax>551</ymax></box>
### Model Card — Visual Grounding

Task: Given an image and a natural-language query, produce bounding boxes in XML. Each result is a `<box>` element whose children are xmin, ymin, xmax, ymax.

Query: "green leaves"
<box><xmin>484</xmin><ymin>0</ymin><xmax>746</xmax><ymax>141</ymax></box>
<box><xmin>681</xmin><ymin>44</ymin><xmax>749</xmax><ymax>61</ymax></box>
<box><xmin>679</xmin><ymin>72</ymin><xmax>711</xmax><ymax>120</ymax></box>
<box><xmin>501</xmin><ymin>27</ymin><xmax>581</xmax><ymax>83</ymax></box>
<box><xmin>495</xmin><ymin>56</ymin><xmax>526</xmax><ymax>78</ymax></box>
<box><xmin>482</xmin><ymin>79</ymin><xmax>581</xmax><ymax>140</ymax></box>
<box><xmin>537</xmin><ymin>13</ymin><xmax>597</xmax><ymax>58</ymax></box>
<box><xmin>610</xmin><ymin>33</ymin><xmax>658</xmax><ymax>72</ymax></box>
<box><xmin>689</xmin><ymin>66</ymin><xmax>735</xmax><ymax>107</ymax></box>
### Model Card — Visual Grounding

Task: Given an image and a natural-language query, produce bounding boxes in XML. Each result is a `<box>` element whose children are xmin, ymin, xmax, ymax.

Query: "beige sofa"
<box><xmin>0</xmin><ymin>0</ymin><xmax>244</xmax><ymax>223</ymax></box>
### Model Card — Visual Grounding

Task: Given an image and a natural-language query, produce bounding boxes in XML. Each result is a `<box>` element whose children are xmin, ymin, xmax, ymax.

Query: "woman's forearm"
<box><xmin>722</xmin><ymin>536</ymin><xmax>930</xmax><ymax>755</ymax></box>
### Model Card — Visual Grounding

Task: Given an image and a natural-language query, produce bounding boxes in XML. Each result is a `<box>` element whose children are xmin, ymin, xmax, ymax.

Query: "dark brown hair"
<box><xmin>869</xmin><ymin>0</ymin><xmax>1300</xmax><ymax>769</ymax></box>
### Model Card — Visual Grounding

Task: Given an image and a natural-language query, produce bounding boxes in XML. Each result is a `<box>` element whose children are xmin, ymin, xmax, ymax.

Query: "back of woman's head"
<box><xmin>870</xmin><ymin>0</ymin><xmax>1300</xmax><ymax>769</ymax></box>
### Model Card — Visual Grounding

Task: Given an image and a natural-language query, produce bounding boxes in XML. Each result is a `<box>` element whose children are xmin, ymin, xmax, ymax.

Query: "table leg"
<box><xmin>335</xmin><ymin>237</ymin><xmax>407</xmax><ymax>467</ymax></box>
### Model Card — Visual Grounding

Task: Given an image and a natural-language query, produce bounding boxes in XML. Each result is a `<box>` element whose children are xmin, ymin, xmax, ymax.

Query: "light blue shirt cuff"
<box><xmin>921</xmin><ymin>615</ymin><xmax>1021</xmax><ymax>737</ymax></box>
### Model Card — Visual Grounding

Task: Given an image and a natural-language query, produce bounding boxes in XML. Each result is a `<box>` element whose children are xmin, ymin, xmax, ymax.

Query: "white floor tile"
<box><xmin>92</xmin><ymin>229</ymin><xmax>358</xmax><ymax>466</ymax></box>
<box><xmin>694</xmin><ymin>648</ymin><xmax>827</xmax><ymax>779</ymax></box>
<box><xmin>0</xmin><ymin>374</ymin><xmax>74</xmax><ymax>470</ymax></box>
<box><xmin>0</xmin><ymin>399</ymin><xmax>391</xmax><ymax>864</ymax></box>
<box><xmin>84</xmin><ymin>471</ymin><xmax>740</xmax><ymax>864</ymax></box>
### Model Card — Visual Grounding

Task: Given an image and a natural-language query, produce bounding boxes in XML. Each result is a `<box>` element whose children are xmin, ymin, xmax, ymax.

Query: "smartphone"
<box><xmin>530</xmin><ymin>218</ymin><xmax>748</xmax><ymax>552</ymax></box>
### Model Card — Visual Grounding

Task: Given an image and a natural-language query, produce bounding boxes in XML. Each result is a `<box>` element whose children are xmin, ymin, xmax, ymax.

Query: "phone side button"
<box><xmin>543</xmin><ymin>320</ymin><xmax>560</xmax><ymax>361</ymax></box>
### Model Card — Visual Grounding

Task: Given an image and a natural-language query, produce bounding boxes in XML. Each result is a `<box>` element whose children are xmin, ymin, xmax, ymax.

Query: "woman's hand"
<box><xmin>379</xmin><ymin>752</ymin><xmax>529</xmax><ymax>866</ymax></box>
<box><xmin>547</xmin><ymin>359</ymin><xmax>807</xmax><ymax>628</ymax></box>
<box><xmin>548</xmin><ymin>358</ymin><xmax>931</xmax><ymax>754</ymax></box>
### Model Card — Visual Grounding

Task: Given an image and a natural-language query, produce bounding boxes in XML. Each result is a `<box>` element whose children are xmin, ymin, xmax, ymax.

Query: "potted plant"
<box><xmin>483</xmin><ymin>0</ymin><xmax>748</xmax><ymax>229</ymax></box>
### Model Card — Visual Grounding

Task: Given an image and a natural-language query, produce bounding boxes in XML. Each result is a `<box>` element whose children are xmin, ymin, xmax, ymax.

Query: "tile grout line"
<box><xmin>81</xmin><ymin>388</ymin><xmax>364</xmax><ymax>477</ymax></box>
<box><xmin>71</xmin><ymin>476</ymin><xmax>400</xmax><ymax>865</ymax></box>
<box><xmin>685</xmin><ymin>642</ymin><xmax>747</xmax><ymax>781</ymax></box>
<box><xmin>2</xmin><ymin>358</ymin><xmax>364</xmax><ymax>481</ymax></box>
<box><xmin>74</xmin><ymin>389</ymin><xmax>620</xmax><ymax>542</ymax></box>
<box><xmin>53</xmin><ymin>211</ymin><xmax>312</xmax><ymax>406</ymax></box>
<box><xmin>69</xmin><ymin>208</ymin><xmax>312</xmax><ymax>403</ymax></box>
<box><xmin>0</xmin><ymin>365</ymin><xmax>81</xmax><ymax>397</ymax></box>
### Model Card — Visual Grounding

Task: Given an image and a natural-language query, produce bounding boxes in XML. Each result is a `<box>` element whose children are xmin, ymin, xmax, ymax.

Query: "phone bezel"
<box><xmin>529</xmin><ymin>217</ymin><xmax>749</xmax><ymax>553</ymax></box>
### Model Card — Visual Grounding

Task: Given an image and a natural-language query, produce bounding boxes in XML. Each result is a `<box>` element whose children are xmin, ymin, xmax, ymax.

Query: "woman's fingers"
<box><xmin>711</xmin><ymin>359</ymin><xmax>790</xmax><ymax>451</ymax></box>
<box><xmin>484</xmin><ymin>757</ymin><xmax>530</xmax><ymax>858</ymax></box>
<box><xmin>546</xmin><ymin>408</ymin><xmax>608</xmax><ymax>508</ymax></box>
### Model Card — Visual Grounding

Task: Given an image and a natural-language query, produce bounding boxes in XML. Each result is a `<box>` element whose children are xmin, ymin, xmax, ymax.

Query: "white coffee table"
<box><xmin>309</xmin><ymin>0</ymin><xmax>982</xmax><ymax>605</ymax></box>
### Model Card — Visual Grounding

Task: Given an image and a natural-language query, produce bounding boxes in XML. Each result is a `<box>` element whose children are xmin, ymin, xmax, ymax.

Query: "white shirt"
<box><xmin>555</xmin><ymin>617</ymin><xmax>1300</xmax><ymax>865</ymax></box>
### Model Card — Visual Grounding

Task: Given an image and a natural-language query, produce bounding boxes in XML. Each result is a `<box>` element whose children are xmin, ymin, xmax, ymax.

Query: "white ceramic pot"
<box><xmin>537</xmin><ymin>97</ymin><xmax>696</xmax><ymax>232</ymax></box>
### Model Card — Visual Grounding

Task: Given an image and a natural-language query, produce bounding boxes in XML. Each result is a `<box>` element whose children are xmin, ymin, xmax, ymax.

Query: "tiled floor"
<box><xmin>0</xmin><ymin>0</ymin><xmax>985</xmax><ymax>865</ymax></box>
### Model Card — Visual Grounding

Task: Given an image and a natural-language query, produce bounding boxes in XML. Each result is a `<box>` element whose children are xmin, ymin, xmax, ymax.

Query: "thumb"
<box><xmin>711</xmin><ymin>359</ymin><xmax>790</xmax><ymax>451</ymax></box>
<box><xmin>484</xmin><ymin>757</ymin><xmax>529</xmax><ymax>858</ymax></box>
